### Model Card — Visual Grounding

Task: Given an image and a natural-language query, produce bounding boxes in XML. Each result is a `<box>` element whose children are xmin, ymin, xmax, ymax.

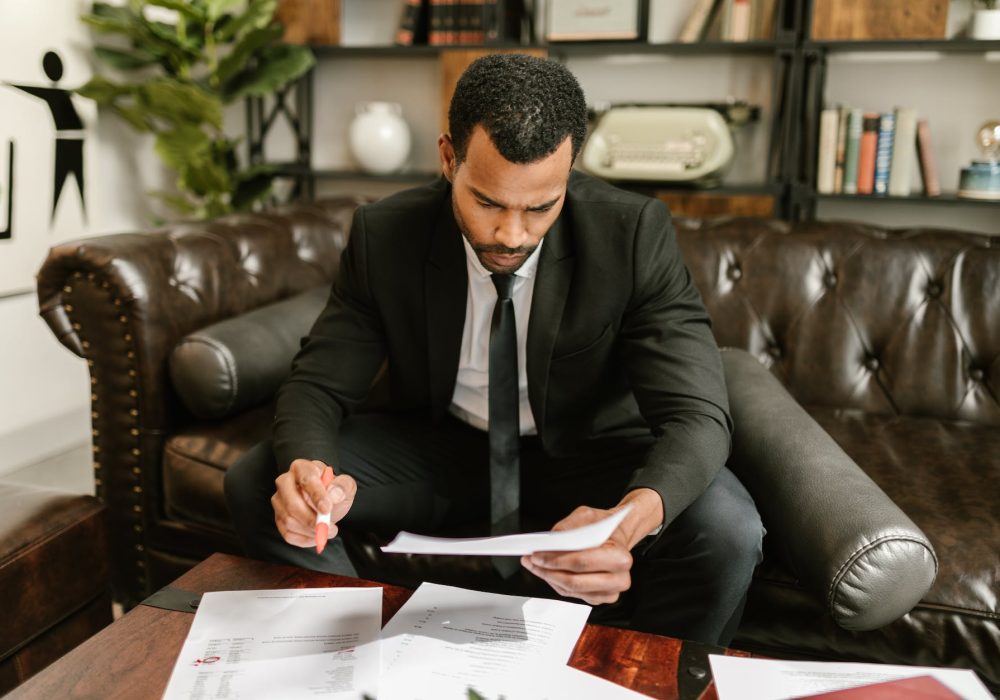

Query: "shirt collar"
<box><xmin>461</xmin><ymin>235</ymin><xmax>544</xmax><ymax>280</ymax></box>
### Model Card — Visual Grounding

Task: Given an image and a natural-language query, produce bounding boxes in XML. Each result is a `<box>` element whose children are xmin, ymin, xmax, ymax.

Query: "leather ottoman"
<box><xmin>0</xmin><ymin>483</ymin><xmax>112</xmax><ymax>694</ymax></box>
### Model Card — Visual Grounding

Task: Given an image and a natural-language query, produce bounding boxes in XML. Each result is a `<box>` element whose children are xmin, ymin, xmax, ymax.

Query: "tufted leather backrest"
<box><xmin>675</xmin><ymin>218</ymin><xmax>1000</xmax><ymax>426</ymax></box>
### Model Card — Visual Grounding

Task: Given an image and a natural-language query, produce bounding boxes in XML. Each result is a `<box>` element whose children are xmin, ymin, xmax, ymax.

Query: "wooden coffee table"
<box><xmin>10</xmin><ymin>553</ymin><xmax>748</xmax><ymax>699</ymax></box>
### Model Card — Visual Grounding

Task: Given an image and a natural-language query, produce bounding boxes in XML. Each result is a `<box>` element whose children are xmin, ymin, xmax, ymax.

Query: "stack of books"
<box><xmin>815</xmin><ymin>105</ymin><xmax>941</xmax><ymax>198</ymax></box>
<box><xmin>678</xmin><ymin>0</ymin><xmax>777</xmax><ymax>43</ymax></box>
<box><xmin>396</xmin><ymin>0</ymin><xmax>514</xmax><ymax>46</ymax></box>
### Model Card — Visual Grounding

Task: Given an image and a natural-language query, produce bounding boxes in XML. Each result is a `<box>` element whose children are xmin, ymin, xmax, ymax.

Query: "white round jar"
<box><xmin>348</xmin><ymin>101</ymin><xmax>412</xmax><ymax>174</ymax></box>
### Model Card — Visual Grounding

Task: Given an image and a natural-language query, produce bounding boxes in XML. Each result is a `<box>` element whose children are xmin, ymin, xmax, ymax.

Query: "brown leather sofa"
<box><xmin>36</xmin><ymin>199</ymin><xmax>999</xmax><ymax>691</ymax></box>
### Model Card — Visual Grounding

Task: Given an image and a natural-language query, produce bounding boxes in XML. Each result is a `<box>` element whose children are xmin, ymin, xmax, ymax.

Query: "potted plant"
<box><xmin>77</xmin><ymin>0</ymin><xmax>315</xmax><ymax>219</ymax></box>
<box><xmin>971</xmin><ymin>0</ymin><xmax>1000</xmax><ymax>39</ymax></box>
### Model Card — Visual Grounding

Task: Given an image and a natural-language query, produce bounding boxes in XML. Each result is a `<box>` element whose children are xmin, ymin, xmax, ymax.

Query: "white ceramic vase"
<box><xmin>971</xmin><ymin>8</ymin><xmax>1000</xmax><ymax>39</ymax></box>
<box><xmin>348</xmin><ymin>102</ymin><xmax>411</xmax><ymax>174</ymax></box>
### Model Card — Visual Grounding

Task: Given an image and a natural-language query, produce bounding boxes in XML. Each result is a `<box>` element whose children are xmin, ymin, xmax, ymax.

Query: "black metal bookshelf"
<box><xmin>247</xmin><ymin>0</ymin><xmax>997</xmax><ymax>222</ymax></box>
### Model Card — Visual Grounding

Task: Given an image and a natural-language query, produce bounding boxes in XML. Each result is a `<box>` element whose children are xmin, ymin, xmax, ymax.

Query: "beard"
<box><xmin>452</xmin><ymin>198</ymin><xmax>537</xmax><ymax>275</ymax></box>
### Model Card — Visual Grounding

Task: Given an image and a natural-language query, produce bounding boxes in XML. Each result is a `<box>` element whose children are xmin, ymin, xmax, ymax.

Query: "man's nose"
<box><xmin>494</xmin><ymin>210</ymin><xmax>529</xmax><ymax>250</ymax></box>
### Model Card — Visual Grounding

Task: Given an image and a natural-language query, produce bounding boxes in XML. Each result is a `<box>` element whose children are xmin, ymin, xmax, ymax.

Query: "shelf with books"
<box><xmin>250</xmin><ymin>0</ymin><xmax>805</xmax><ymax>218</ymax></box>
<box><xmin>799</xmin><ymin>16</ymin><xmax>1000</xmax><ymax>224</ymax></box>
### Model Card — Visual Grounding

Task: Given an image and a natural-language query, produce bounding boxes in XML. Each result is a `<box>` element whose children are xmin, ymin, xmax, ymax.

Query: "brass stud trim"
<box><xmin>128</xmin><ymin>389</ymin><xmax>138</xmax><ymax>398</ymax></box>
<box><xmin>132</xmin><ymin>505</ymin><xmax>142</xmax><ymax>513</ymax></box>
<box><xmin>129</xmin><ymin>409</ymin><xmax>139</xmax><ymax>417</ymax></box>
<box><xmin>63</xmin><ymin>285</ymin><xmax>72</xmax><ymax>294</ymax></box>
<box><xmin>131</xmin><ymin>448</ymin><xmax>140</xmax><ymax>456</ymax></box>
<box><xmin>119</xmin><ymin>315</ymin><xmax>128</xmax><ymax>323</ymax></box>
<box><xmin>124</xmin><ymin>333</ymin><xmax>133</xmax><ymax>342</ymax></box>
<box><xmin>81</xmin><ymin>340</ymin><xmax>90</xmax><ymax>349</ymax></box>
<box><xmin>65</xmin><ymin>304</ymin><xmax>74</xmax><ymax>312</ymax></box>
<box><xmin>133</xmin><ymin>485</ymin><xmax>143</xmax><ymax>494</ymax></box>
<box><xmin>130</xmin><ymin>428</ymin><xmax>139</xmax><ymax>436</ymax></box>
<box><xmin>131</xmin><ymin>467</ymin><xmax>141</xmax><ymax>475</ymax></box>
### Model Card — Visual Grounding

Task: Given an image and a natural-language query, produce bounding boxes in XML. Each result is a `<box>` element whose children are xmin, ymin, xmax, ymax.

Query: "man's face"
<box><xmin>439</xmin><ymin>126</ymin><xmax>572</xmax><ymax>275</ymax></box>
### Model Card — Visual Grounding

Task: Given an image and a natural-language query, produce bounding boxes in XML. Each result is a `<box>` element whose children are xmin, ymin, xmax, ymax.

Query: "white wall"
<box><xmin>0</xmin><ymin>0</ymin><xmax>161</xmax><ymax>475</ymax></box>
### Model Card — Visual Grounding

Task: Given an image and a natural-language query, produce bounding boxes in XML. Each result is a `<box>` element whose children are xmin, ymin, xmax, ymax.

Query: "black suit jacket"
<box><xmin>274</xmin><ymin>171</ymin><xmax>732</xmax><ymax>526</ymax></box>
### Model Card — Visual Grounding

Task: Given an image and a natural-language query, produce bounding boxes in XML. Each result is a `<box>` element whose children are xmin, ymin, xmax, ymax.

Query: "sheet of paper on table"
<box><xmin>380</xmin><ymin>504</ymin><xmax>631</xmax><ymax>555</ymax></box>
<box><xmin>161</xmin><ymin>587</ymin><xmax>382</xmax><ymax>700</ymax></box>
<box><xmin>378</xmin><ymin>582</ymin><xmax>595</xmax><ymax>699</ymax></box>
<box><xmin>709</xmin><ymin>655</ymin><xmax>993</xmax><ymax>700</ymax></box>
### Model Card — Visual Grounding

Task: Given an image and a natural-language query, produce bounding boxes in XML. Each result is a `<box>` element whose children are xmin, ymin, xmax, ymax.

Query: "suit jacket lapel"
<box><xmin>527</xmin><ymin>213</ymin><xmax>573</xmax><ymax>438</ymax></box>
<box><xmin>425</xmin><ymin>197</ymin><xmax>467</xmax><ymax>422</ymax></box>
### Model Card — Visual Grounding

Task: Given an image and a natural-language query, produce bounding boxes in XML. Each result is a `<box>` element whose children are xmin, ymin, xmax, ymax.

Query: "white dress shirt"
<box><xmin>449</xmin><ymin>236</ymin><xmax>543</xmax><ymax>435</ymax></box>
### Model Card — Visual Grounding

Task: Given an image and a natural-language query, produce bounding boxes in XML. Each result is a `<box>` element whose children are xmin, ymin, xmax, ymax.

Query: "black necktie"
<box><xmin>489</xmin><ymin>273</ymin><xmax>521</xmax><ymax>545</ymax></box>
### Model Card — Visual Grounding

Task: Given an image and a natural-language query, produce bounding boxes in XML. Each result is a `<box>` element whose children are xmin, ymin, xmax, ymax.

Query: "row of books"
<box><xmin>679</xmin><ymin>0</ymin><xmax>777</xmax><ymax>43</ymax></box>
<box><xmin>816</xmin><ymin>106</ymin><xmax>941</xmax><ymax>198</ymax></box>
<box><xmin>396</xmin><ymin>0</ymin><xmax>517</xmax><ymax>46</ymax></box>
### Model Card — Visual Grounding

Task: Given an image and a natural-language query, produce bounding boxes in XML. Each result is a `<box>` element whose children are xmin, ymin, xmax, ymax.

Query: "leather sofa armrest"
<box><xmin>34</xmin><ymin>197</ymin><xmax>367</xmax><ymax>607</ymax></box>
<box><xmin>720</xmin><ymin>348</ymin><xmax>938</xmax><ymax>631</ymax></box>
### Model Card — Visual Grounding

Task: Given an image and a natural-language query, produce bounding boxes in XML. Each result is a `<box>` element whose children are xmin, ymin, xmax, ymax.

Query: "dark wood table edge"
<box><xmin>10</xmin><ymin>553</ymin><xmax>750</xmax><ymax>699</ymax></box>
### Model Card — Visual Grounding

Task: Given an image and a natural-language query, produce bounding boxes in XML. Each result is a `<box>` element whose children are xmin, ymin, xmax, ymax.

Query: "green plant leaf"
<box><xmin>112</xmin><ymin>104</ymin><xmax>154</xmax><ymax>132</ymax></box>
<box><xmin>149</xmin><ymin>190</ymin><xmax>199</xmax><ymax>215</ymax></box>
<box><xmin>181</xmin><ymin>157</ymin><xmax>232</xmax><ymax>198</ymax></box>
<box><xmin>215</xmin><ymin>24</ymin><xmax>283</xmax><ymax>84</ymax></box>
<box><xmin>75</xmin><ymin>75</ymin><xmax>131</xmax><ymax>104</ymax></box>
<box><xmin>154</xmin><ymin>124</ymin><xmax>212</xmax><ymax>172</ymax></box>
<box><xmin>222</xmin><ymin>44</ymin><xmax>314</xmax><ymax>101</ymax></box>
<box><xmin>215</xmin><ymin>0</ymin><xmax>278</xmax><ymax>40</ymax></box>
<box><xmin>146</xmin><ymin>0</ymin><xmax>207</xmax><ymax>22</ymax></box>
<box><xmin>206</xmin><ymin>0</ymin><xmax>245</xmax><ymax>21</ymax></box>
<box><xmin>137</xmin><ymin>78</ymin><xmax>222</xmax><ymax>129</ymax></box>
<box><xmin>81</xmin><ymin>13</ymin><xmax>136</xmax><ymax>36</ymax></box>
<box><xmin>231</xmin><ymin>168</ymin><xmax>274</xmax><ymax>211</ymax></box>
<box><xmin>94</xmin><ymin>45</ymin><xmax>160</xmax><ymax>70</ymax></box>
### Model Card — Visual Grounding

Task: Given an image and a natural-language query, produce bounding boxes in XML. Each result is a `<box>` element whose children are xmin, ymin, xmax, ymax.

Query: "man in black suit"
<box><xmin>225</xmin><ymin>54</ymin><xmax>763</xmax><ymax>646</ymax></box>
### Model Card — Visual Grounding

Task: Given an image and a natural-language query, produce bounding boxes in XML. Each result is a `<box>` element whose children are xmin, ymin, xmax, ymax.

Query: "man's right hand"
<box><xmin>272</xmin><ymin>459</ymin><xmax>357</xmax><ymax>548</ymax></box>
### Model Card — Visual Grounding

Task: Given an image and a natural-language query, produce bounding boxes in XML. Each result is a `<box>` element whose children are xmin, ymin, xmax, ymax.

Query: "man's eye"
<box><xmin>478</xmin><ymin>200</ymin><xmax>497</xmax><ymax>209</ymax></box>
<box><xmin>529</xmin><ymin>206</ymin><xmax>553</xmax><ymax>214</ymax></box>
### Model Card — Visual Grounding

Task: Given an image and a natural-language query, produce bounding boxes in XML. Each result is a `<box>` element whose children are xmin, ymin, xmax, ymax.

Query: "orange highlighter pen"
<box><xmin>315</xmin><ymin>466</ymin><xmax>334</xmax><ymax>554</ymax></box>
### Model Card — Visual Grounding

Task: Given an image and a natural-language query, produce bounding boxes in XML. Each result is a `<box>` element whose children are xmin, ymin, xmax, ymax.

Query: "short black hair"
<box><xmin>448</xmin><ymin>53</ymin><xmax>587</xmax><ymax>166</ymax></box>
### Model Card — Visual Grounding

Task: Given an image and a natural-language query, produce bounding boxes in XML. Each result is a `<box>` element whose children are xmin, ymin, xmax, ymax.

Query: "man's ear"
<box><xmin>438</xmin><ymin>133</ymin><xmax>457</xmax><ymax>182</ymax></box>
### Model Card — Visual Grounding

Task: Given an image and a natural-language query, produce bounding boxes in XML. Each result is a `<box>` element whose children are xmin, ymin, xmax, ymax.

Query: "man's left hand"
<box><xmin>520</xmin><ymin>506</ymin><xmax>633</xmax><ymax>606</ymax></box>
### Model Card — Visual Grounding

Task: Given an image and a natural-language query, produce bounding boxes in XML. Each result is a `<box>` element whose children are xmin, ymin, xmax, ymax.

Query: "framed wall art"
<box><xmin>545</xmin><ymin>0</ymin><xmax>648</xmax><ymax>42</ymax></box>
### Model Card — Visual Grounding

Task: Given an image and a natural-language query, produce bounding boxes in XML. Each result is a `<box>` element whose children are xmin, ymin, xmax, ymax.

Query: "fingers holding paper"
<box><xmin>272</xmin><ymin>458</ymin><xmax>357</xmax><ymax>548</ymax></box>
<box><xmin>521</xmin><ymin>505</ymin><xmax>634</xmax><ymax>606</ymax></box>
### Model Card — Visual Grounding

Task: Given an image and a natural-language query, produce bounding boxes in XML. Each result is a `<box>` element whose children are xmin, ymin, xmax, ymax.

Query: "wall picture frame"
<box><xmin>545</xmin><ymin>0</ymin><xmax>648</xmax><ymax>42</ymax></box>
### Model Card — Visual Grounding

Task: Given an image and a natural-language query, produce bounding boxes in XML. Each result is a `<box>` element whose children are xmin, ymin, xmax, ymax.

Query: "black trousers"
<box><xmin>224</xmin><ymin>412</ymin><xmax>764</xmax><ymax>646</ymax></box>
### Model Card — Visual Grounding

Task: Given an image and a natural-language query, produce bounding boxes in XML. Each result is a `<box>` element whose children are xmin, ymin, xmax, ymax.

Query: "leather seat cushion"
<box><xmin>0</xmin><ymin>484</ymin><xmax>109</xmax><ymax>661</ymax></box>
<box><xmin>163</xmin><ymin>403</ymin><xmax>274</xmax><ymax>531</ymax></box>
<box><xmin>738</xmin><ymin>407</ymin><xmax>999</xmax><ymax>690</ymax></box>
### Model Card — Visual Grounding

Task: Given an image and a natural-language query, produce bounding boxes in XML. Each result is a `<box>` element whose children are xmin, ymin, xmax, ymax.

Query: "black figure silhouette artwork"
<box><xmin>0</xmin><ymin>142</ymin><xmax>12</xmax><ymax>240</ymax></box>
<box><xmin>5</xmin><ymin>51</ymin><xmax>86</xmax><ymax>223</ymax></box>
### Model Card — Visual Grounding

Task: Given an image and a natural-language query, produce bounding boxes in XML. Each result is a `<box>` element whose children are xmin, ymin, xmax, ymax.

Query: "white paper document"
<box><xmin>378</xmin><ymin>582</ymin><xmax>592</xmax><ymax>699</ymax></box>
<box><xmin>709</xmin><ymin>655</ymin><xmax>993</xmax><ymax>700</ymax></box>
<box><xmin>161</xmin><ymin>587</ymin><xmax>382</xmax><ymax>700</ymax></box>
<box><xmin>381</xmin><ymin>505</ymin><xmax>631</xmax><ymax>556</ymax></box>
